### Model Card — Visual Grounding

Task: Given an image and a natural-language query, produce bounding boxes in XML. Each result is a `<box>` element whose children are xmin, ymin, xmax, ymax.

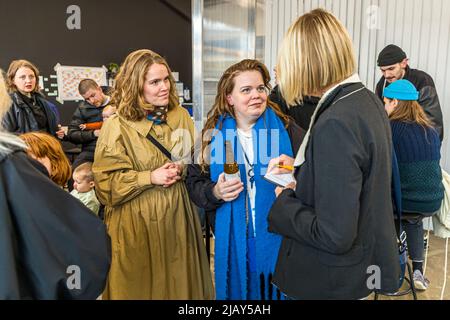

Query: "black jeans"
<box><xmin>402</xmin><ymin>211</ymin><xmax>436</xmax><ymax>262</ymax></box>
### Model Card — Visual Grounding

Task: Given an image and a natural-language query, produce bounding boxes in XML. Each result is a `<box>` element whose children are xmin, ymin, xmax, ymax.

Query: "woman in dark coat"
<box><xmin>267</xmin><ymin>9</ymin><xmax>401</xmax><ymax>300</ymax></box>
<box><xmin>186</xmin><ymin>59</ymin><xmax>304</xmax><ymax>300</ymax></box>
<box><xmin>2</xmin><ymin>59</ymin><xmax>64</xmax><ymax>139</ymax></box>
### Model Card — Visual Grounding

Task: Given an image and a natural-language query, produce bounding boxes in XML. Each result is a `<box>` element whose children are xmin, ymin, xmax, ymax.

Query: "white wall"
<box><xmin>192</xmin><ymin>0</ymin><xmax>262</xmax><ymax>124</ymax></box>
<box><xmin>264</xmin><ymin>0</ymin><xmax>450</xmax><ymax>170</ymax></box>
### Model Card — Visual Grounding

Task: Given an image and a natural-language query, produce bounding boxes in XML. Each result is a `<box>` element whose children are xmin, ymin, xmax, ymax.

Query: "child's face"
<box><xmin>102</xmin><ymin>108</ymin><xmax>116</xmax><ymax>121</ymax></box>
<box><xmin>73</xmin><ymin>172</ymin><xmax>94</xmax><ymax>193</ymax></box>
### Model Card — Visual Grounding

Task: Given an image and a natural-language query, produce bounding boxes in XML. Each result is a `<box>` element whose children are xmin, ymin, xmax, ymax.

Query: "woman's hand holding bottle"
<box><xmin>213</xmin><ymin>172</ymin><xmax>244</xmax><ymax>202</ymax></box>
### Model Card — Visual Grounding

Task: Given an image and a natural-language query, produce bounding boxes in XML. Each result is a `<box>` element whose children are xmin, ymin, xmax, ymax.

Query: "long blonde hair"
<box><xmin>19</xmin><ymin>132</ymin><xmax>72</xmax><ymax>187</ymax></box>
<box><xmin>199</xmin><ymin>59</ymin><xmax>290</xmax><ymax>168</ymax></box>
<box><xmin>0</xmin><ymin>70</ymin><xmax>26</xmax><ymax>156</ymax></box>
<box><xmin>0</xmin><ymin>70</ymin><xmax>12</xmax><ymax>122</ymax></box>
<box><xmin>277</xmin><ymin>9</ymin><xmax>356</xmax><ymax>105</ymax></box>
<box><xmin>113</xmin><ymin>49</ymin><xmax>179</xmax><ymax>122</ymax></box>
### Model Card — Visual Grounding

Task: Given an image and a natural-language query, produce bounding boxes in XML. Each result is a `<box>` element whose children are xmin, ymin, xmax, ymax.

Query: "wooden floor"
<box><xmin>206</xmin><ymin>232</ymin><xmax>450</xmax><ymax>300</ymax></box>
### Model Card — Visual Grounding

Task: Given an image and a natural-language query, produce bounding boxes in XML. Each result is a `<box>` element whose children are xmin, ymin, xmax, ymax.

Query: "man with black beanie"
<box><xmin>375</xmin><ymin>44</ymin><xmax>444</xmax><ymax>140</ymax></box>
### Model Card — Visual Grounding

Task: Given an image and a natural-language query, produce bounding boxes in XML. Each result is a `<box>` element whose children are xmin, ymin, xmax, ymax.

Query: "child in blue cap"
<box><xmin>384</xmin><ymin>79</ymin><xmax>444</xmax><ymax>291</ymax></box>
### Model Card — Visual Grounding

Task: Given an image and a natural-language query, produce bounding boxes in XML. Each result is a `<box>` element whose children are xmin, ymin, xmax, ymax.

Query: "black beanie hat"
<box><xmin>377</xmin><ymin>45</ymin><xmax>407</xmax><ymax>67</ymax></box>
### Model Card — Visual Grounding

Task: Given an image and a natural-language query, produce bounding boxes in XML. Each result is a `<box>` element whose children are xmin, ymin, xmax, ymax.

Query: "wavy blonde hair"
<box><xmin>0</xmin><ymin>70</ymin><xmax>12</xmax><ymax>122</ymax></box>
<box><xmin>19</xmin><ymin>132</ymin><xmax>72</xmax><ymax>187</ymax></box>
<box><xmin>277</xmin><ymin>9</ymin><xmax>356</xmax><ymax>105</ymax></box>
<box><xmin>112</xmin><ymin>49</ymin><xmax>179</xmax><ymax>121</ymax></box>
<box><xmin>199</xmin><ymin>59</ymin><xmax>291</xmax><ymax>169</ymax></box>
<box><xmin>0</xmin><ymin>70</ymin><xmax>26</xmax><ymax>155</ymax></box>
<box><xmin>6</xmin><ymin>59</ymin><xmax>41</xmax><ymax>94</ymax></box>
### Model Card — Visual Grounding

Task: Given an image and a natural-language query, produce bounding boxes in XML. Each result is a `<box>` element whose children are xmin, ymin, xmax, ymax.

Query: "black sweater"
<box><xmin>269</xmin><ymin>85</ymin><xmax>320</xmax><ymax>131</ymax></box>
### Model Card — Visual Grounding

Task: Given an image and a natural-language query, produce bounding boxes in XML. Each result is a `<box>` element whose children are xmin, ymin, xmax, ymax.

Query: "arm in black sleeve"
<box><xmin>186</xmin><ymin>163</ymin><xmax>224</xmax><ymax>211</ymax></box>
<box><xmin>419</xmin><ymin>85</ymin><xmax>444</xmax><ymax>141</ymax></box>
<box><xmin>269</xmin><ymin>118</ymin><xmax>364</xmax><ymax>255</ymax></box>
<box><xmin>66</xmin><ymin>107</ymin><xmax>97</xmax><ymax>144</ymax></box>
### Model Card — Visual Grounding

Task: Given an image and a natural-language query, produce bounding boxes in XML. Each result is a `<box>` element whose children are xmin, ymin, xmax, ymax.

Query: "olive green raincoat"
<box><xmin>93</xmin><ymin>106</ymin><xmax>214</xmax><ymax>299</ymax></box>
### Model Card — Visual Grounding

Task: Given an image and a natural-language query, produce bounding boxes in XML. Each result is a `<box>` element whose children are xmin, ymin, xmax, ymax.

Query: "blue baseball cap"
<box><xmin>383</xmin><ymin>79</ymin><xmax>419</xmax><ymax>101</ymax></box>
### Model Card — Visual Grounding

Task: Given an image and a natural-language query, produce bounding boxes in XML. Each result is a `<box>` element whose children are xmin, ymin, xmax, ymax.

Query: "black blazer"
<box><xmin>268</xmin><ymin>82</ymin><xmax>401</xmax><ymax>299</ymax></box>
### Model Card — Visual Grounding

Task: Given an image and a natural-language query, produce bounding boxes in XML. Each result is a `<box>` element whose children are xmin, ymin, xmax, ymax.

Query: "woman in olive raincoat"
<box><xmin>93</xmin><ymin>49</ymin><xmax>214</xmax><ymax>300</ymax></box>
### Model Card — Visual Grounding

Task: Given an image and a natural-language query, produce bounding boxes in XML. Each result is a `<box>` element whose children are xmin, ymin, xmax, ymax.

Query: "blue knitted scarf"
<box><xmin>210</xmin><ymin>107</ymin><xmax>293</xmax><ymax>300</ymax></box>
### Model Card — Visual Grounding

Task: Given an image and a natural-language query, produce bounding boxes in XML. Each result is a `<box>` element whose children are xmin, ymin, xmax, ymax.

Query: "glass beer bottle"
<box><xmin>224</xmin><ymin>140</ymin><xmax>240</xmax><ymax>181</ymax></box>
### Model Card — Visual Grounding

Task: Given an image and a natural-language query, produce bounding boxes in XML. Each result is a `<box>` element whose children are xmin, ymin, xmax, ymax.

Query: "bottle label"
<box><xmin>225</xmin><ymin>172</ymin><xmax>241</xmax><ymax>182</ymax></box>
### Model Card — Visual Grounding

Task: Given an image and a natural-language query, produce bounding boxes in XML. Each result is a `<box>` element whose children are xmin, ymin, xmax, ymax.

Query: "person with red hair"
<box><xmin>0</xmin><ymin>69</ymin><xmax>110</xmax><ymax>299</ymax></box>
<box><xmin>19</xmin><ymin>132</ymin><xmax>72</xmax><ymax>188</ymax></box>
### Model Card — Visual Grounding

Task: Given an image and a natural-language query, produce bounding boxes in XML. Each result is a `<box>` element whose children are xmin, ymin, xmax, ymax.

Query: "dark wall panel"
<box><xmin>0</xmin><ymin>0</ymin><xmax>192</xmax><ymax>124</ymax></box>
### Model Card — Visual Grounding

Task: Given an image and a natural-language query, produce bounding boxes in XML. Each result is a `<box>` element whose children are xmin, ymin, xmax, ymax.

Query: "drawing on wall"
<box><xmin>54</xmin><ymin>63</ymin><xmax>107</xmax><ymax>103</ymax></box>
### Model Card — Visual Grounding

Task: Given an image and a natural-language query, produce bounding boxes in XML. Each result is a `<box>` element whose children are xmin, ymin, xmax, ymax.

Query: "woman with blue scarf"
<box><xmin>186</xmin><ymin>59</ymin><xmax>304</xmax><ymax>300</ymax></box>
